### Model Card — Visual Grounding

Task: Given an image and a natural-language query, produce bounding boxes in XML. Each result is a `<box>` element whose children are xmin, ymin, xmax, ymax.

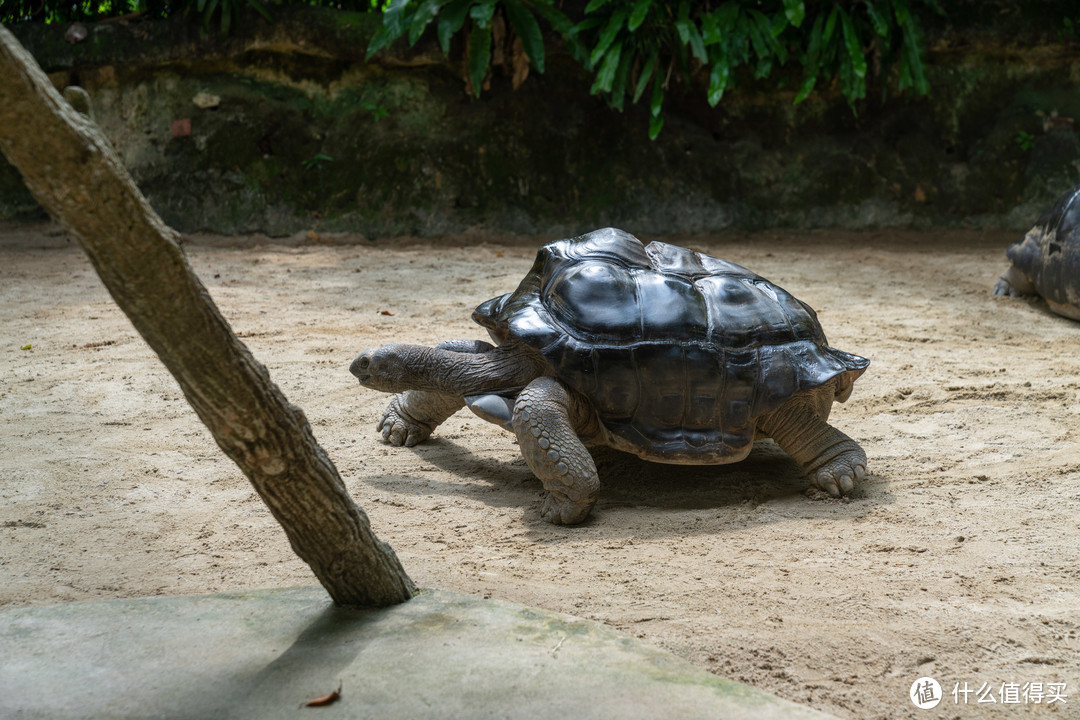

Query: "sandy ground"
<box><xmin>2</xmin><ymin>222</ymin><xmax>1078</xmax><ymax>719</ymax></box>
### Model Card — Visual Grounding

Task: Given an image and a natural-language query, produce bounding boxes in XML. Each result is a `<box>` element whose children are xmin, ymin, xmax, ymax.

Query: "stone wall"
<box><xmin>3</xmin><ymin>8</ymin><xmax>1079</xmax><ymax>237</ymax></box>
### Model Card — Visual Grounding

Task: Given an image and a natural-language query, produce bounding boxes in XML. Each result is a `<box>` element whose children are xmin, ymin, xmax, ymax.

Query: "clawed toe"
<box><xmin>378</xmin><ymin>418</ymin><xmax>409</xmax><ymax>446</ymax></box>
<box><xmin>377</xmin><ymin>399</ymin><xmax>433</xmax><ymax>447</ymax></box>
<box><xmin>809</xmin><ymin>452</ymin><xmax>866</xmax><ymax>497</ymax></box>
<box><xmin>540</xmin><ymin>491</ymin><xmax>594</xmax><ymax>525</ymax></box>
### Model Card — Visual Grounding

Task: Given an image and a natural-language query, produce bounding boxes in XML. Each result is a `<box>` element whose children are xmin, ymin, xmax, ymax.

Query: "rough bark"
<box><xmin>0</xmin><ymin>27</ymin><xmax>415</xmax><ymax>606</ymax></box>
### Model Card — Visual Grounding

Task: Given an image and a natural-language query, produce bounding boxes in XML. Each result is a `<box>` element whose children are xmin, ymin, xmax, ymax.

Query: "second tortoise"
<box><xmin>994</xmin><ymin>183</ymin><xmax>1080</xmax><ymax>321</ymax></box>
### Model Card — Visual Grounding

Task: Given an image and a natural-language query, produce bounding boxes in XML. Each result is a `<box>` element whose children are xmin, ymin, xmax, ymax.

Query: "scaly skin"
<box><xmin>511</xmin><ymin>376</ymin><xmax>600</xmax><ymax>524</ymax></box>
<box><xmin>377</xmin><ymin>390</ymin><xmax>463</xmax><ymax>447</ymax></box>
<box><xmin>757</xmin><ymin>380</ymin><xmax>866</xmax><ymax>497</ymax></box>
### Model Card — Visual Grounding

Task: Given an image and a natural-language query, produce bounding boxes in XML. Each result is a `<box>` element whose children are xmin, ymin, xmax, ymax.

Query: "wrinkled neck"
<box><xmin>410</xmin><ymin>343</ymin><xmax>542</xmax><ymax>397</ymax></box>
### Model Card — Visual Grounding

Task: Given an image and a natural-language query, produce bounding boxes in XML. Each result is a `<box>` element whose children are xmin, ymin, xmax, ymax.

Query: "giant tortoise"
<box><xmin>994</xmin><ymin>183</ymin><xmax>1080</xmax><ymax>320</ymax></box>
<box><xmin>351</xmin><ymin>228</ymin><xmax>870</xmax><ymax>524</ymax></box>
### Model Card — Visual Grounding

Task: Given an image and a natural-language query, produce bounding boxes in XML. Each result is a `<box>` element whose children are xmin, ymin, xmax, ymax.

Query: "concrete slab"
<box><xmin>0</xmin><ymin>587</ymin><xmax>837</xmax><ymax>719</ymax></box>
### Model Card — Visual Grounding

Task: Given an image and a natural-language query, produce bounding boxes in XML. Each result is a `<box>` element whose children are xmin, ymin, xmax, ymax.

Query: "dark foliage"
<box><xmin>4</xmin><ymin>1</ymin><xmax>1077</xmax><ymax>136</ymax></box>
<box><xmin>1</xmin><ymin>0</ymin><xmax>384</xmax><ymax>32</ymax></box>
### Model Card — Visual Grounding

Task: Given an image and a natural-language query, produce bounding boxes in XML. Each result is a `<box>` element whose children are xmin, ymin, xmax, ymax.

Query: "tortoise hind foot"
<box><xmin>757</xmin><ymin>389</ymin><xmax>866</xmax><ymax>498</ymax></box>
<box><xmin>807</xmin><ymin>445</ymin><xmax>867</xmax><ymax>497</ymax></box>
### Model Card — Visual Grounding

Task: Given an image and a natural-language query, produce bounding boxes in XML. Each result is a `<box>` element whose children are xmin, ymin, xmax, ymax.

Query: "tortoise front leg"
<box><xmin>376</xmin><ymin>339</ymin><xmax>494</xmax><ymax>447</ymax></box>
<box><xmin>378</xmin><ymin>390</ymin><xmax>464</xmax><ymax>447</ymax></box>
<box><xmin>512</xmin><ymin>376</ymin><xmax>600</xmax><ymax>525</ymax></box>
<box><xmin>757</xmin><ymin>382</ymin><xmax>867</xmax><ymax>497</ymax></box>
<box><xmin>993</xmin><ymin>265</ymin><xmax>1036</xmax><ymax>297</ymax></box>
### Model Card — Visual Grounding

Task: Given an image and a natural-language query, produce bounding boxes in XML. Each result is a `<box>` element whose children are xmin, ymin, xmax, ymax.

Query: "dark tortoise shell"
<box><xmin>474</xmin><ymin>227</ymin><xmax>869</xmax><ymax>463</ymax></box>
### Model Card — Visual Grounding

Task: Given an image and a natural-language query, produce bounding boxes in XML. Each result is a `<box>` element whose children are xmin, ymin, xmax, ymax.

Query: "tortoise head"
<box><xmin>350</xmin><ymin>344</ymin><xmax>432</xmax><ymax>393</ymax></box>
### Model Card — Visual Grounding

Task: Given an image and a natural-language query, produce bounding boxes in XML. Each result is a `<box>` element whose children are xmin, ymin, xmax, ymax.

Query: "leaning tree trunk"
<box><xmin>0</xmin><ymin>27</ymin><xmax>415</xmax><ymax>607</ymax></box>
